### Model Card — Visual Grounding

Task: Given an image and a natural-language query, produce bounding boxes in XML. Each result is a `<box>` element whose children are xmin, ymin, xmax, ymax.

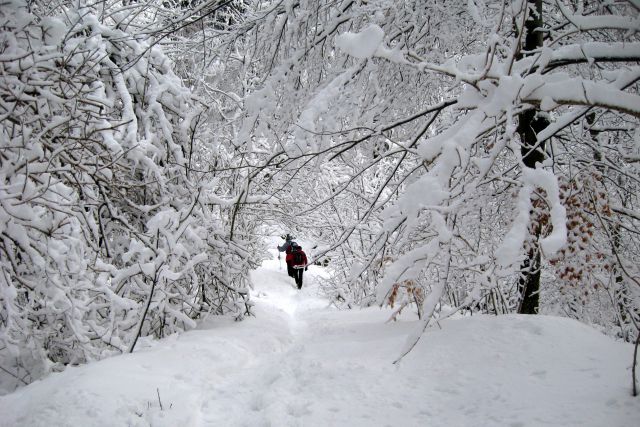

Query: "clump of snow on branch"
<box><xmin>335</xmin><ymin>25</ymin><xmax>385</xmax><ymax>59</ymax></box>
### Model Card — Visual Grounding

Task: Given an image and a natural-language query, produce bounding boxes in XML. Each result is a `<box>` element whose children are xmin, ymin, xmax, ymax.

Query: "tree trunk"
<box><xmin>519</xmin><ymin>247</ymin><xmax>541</xmax><ymax>314</ymax></box>
<box><xmin>517</xmin><ymin>0</ymin><xmax>548</xmax><ymax>315</ymax></box>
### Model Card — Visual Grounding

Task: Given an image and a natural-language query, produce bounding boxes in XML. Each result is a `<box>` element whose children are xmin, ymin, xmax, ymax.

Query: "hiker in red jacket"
<box><xmin>277</xmin><ymin>234</ymin><xmax>296</xmax><ymax>278</ymax></box>
<box><xmin>289</xmin><ymin>244</ymin><xmax>308</xmax><ymax>289</ymax></box>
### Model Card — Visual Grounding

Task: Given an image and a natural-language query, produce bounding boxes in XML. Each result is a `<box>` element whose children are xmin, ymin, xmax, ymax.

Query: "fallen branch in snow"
<box><xmin>157</xmin><ymin>388</ymin><xmax>164</xmax><ymax>411</ymax></box>
<box><xmin>633</xmin><ymin>330</ymin><xmax>640</xmax><ymax>397</ymax></box>
<box><xmin>128</xmin><ymin>265</ymin><xmax>163</xmax><ymax>353</ymax></box>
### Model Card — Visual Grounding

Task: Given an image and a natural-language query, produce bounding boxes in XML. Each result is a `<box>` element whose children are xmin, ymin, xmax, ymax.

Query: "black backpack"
<box><xmin>293</xmin><ymin>249</ymin><xmax>304</xmax><ymax>265</ymax></box>
<box><xmin>285</xmin><ymin>242</ymin><xmax>297</xmax><ymax>254</ymax></box>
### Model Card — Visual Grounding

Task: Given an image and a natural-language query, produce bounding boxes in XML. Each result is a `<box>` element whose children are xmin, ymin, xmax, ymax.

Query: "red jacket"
<box><xmin>287</xmin><ymin>248</ymin><xmax>308</xmax><ymax>267</ymax></box>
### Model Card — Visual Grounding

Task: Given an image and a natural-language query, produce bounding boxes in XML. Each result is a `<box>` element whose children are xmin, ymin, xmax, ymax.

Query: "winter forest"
<box><xmin>1</xmin><ymin>0</ymin><xmax>640</xmax><ymax>424</ymax></box>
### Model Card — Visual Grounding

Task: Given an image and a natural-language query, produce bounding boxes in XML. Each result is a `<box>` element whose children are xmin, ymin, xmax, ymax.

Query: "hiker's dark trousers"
<box><xmin>287</xmin><ymin>262</ymin><xmax>294</xmax><ymax>278</ymax></box>
<box><xmin>293</xmin><ymin>267</ymin><xmax>304</xmax><ymax>289</ymax></box>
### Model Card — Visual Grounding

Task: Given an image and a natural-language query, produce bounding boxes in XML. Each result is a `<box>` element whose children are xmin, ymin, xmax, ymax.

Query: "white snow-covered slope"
<box><xmin>1</xmin><ymin>250</ymin><xmax>638</xmax><ymax>426</ymax></box>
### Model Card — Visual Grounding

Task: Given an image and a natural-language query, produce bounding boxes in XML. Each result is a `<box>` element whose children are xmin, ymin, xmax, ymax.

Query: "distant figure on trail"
<box><xmin>290</xmin><ymin>244</ymin><xmax>308</xmax><ymax>290</ymax></box>
<box><xmin>277</xmin><ymin>234</ymin><xmax>296</xmax><ymax>278</ymax></box>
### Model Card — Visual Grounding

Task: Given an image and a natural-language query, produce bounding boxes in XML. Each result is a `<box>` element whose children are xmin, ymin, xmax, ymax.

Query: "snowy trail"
<box><xmin>198</xmin><ymin>257</ymin><xmax>327</xmax><ymax>425</ymax></box>
<box><xmin>1</xmin><ymin>251</ymin><xmax>639</xmax><ymax>426</ymax></box>
<box><xmin>197</xmin><ymin>255</ymin><xmax>406</xmax><ymax>426</ymax></box>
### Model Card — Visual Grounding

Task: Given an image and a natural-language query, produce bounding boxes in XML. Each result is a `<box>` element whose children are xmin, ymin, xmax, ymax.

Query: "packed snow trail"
<box><xmin>1</xmin><ymin>250</ymin><xmax>639</xmax><ymax>426</ymax></box>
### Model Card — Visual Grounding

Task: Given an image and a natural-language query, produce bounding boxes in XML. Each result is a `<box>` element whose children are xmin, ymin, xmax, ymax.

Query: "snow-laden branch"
<box><xmin>522</xmin><ymin>72</ymin><xmax>640</xmax><ymax>118</ymax></box>
<box><xmin>556</xmin><ymin>0</ymin><xmax>640</xmax><ymax>32</ymax></box>
<box><xmin>536</xmin><ymin>68</ymin><xmax>640</xmax><ymax>143</ymax></box>
<box><xmin>547</xmin><ymin>42</ymin><xmax>640</xmax><ymax>68</ymax></box>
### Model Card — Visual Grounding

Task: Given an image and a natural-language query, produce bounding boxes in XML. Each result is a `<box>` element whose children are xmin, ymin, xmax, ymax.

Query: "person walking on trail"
<box><xmin>277</xmin><ymin>234</ymin><xmax>296</xmax><ymax>278</ymax></box>
<box><xmin>290</xmin><ymin>244</ymin><xmax>308</xmax><ymax>290</ymax></box>
<box><xmin>284</xmin><ymin>242</ymin><xmax>302</xmax><ymax>280</ymax></box>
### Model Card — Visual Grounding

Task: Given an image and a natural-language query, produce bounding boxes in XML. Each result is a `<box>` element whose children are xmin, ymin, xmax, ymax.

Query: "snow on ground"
<box><xmin>1</xmin><ymin>250</ymin><xmax>639</xmax><ymax>426</ymax></box>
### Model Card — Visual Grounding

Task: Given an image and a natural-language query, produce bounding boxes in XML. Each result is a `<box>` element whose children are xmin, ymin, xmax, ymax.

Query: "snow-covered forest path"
<box><xmin>199</xmin><ymin>252</ymin><xmax>413</xmax><ymax>426</ymax></box>
<box><xmin>1</xmin><ymin>250</ymin><xmax>639</xmax><ymax>426</ymax></box>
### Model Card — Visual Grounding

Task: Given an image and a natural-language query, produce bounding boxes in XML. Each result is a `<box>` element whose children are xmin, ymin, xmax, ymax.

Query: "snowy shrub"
<box><xmin>0</xmin><ymin>0</ymin><xmax>256</xmax><ymax>391</ymax></box>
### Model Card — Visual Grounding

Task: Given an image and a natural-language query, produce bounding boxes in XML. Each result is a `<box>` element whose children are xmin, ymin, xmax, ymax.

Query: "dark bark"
<box><xmin>517</xmin><ymin>0</ymin><xmax>548</xmax><ymax>315</ymax></box>
<box><xmin>518</xmin><ymin>248</ymin><xmax>541</xmax><ymax>314</ymax></box>
<box><xmin>129</xmin><ymin>267</ymin><xmax>162</xmax><ymax>353</ymax></box>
